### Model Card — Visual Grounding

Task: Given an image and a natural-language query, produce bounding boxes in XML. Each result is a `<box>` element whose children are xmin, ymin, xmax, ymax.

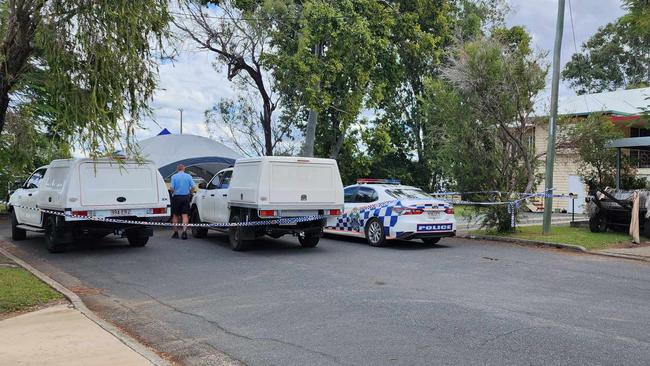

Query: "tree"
<box><xmin>562</xmin><ymin>1</ymin><xmax>650</xmax><ymax>94</ymax></box>
<box><xmin>433</xmin><ymin>26</ymin><xmax>548</xmax><ymax>231</ymax></box>
<box><xmin>0</xmin><ymin>0</ymin><xmax>170</xmax><ymax>155</ymax></box>
<box><xmin>268</xmin><ymin>0</ymin><xmax>397</xmax><ymax>159</ymax></box>
<box><xmin>175</xmin><ymin>0</ymin><xmax>283</xmax><ymax>156</ymax></box>
<box><xmin>205</xmin><ymin>94</ymin><xmax>297</xmax><ymax>156</ymax></box>
<box><xmin>0</xmin><ymin>109</ymin><xmax>70</xmax><ymax>197</ymax></box>
<box><xmin>568</xmin><ymin>114</ymin><xmax>647</xmax><ymax>190</ymax></box>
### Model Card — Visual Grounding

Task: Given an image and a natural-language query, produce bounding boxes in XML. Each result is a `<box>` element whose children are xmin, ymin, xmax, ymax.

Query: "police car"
<box><xmin>324</xmin><ymin>179</ymin><xmax>456</xmax><ymax>246</ymax></box>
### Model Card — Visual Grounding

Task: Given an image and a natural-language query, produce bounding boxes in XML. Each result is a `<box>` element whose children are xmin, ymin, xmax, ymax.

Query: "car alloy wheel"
<box><xmin>365</xmin><ymin>218</ymin><xmax>386</xmax><ymax>247</ymax></box>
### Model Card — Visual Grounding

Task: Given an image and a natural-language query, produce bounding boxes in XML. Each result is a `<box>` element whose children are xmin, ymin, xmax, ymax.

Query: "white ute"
<box><xmin>190</xmin><ymin>156</ymin><xmax>344</xmax><ymax>250</ymax></box>
<box><xmin>9</xmin><ymin>158</ymin><xmax>170</xmax><ymax>252</ymax></box>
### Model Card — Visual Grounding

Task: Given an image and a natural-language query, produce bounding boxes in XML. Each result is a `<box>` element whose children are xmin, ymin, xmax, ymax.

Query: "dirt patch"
<box><xmin>68</xmin><ymin>285</ymin><xmax>104</xmax><ymax>296</ymax></box>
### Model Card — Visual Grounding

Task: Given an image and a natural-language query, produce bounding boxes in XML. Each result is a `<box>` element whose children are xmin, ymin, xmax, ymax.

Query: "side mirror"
<box><xmin>27</xmin><ymin>183</ymin><xmax>38</xmax><ymax>189</ymax></box>
<box><xmin>198</xmin><ymin>182</ymin><xmax>206</xmax><ymax>189</ymax></box>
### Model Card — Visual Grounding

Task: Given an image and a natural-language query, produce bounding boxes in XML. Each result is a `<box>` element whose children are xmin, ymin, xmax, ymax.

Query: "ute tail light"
<box><xmin>151</xmin><ymin>207</ymin><xmax>167</xmax><ymax>214</ymax></box>
<box><xmin>445</xmin><ymin>207</ymin><xmax>454</xmax><ymax>215</ymax></box>
<box><xmin>71</xmin><ymin>210</ymin><xmax>89</xmax><ymax>217</ymax></box>
<box><xmin>326</xmin><ymin>209</ymin><xmax>342</xmax><ymax>216</ymax></box>
<box><xmin>259</xmin><ymin>209</ymin><xmax>278</xmax><ymax>218</ymax></box>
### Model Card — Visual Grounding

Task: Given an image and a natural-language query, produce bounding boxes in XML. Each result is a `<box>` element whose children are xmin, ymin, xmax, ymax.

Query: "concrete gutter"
<box><xmin>0</xmin><ymin>244</ymin><xmax>171</xmax><ymax>366</ymax></box>
<box><xmin>457</xmin><ymin>233</ymin><xmax>650</xmax><ymax>263</ymax></box>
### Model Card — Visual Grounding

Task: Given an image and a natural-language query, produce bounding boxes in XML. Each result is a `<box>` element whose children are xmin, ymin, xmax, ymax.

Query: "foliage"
<box><xmin>176</xmin><ymin>0</ymin><xmax>285</xmax><ymax>156</ymax></box>
<box><xmin>268</xmin><ymin>0</ymin><xmax>398</xmax><ymax>159</ymax></box>
<box><xmin>205</xmin><ymin>95</ymin><xmax>297</xmax><ymax>156</ymax></box>
<box><xmin>562</xmin><ymin>0</ymin><xmax>650</xmax><ymax>94</ymax></box>
<box><xmin>0</xmin><ymin>0</ymin><xmax>171</xmax><ymax>157</ymax></box>
<box><xmin>568</xmin><ymin>114</ymin><xmax>647</xmax><ymax>190</ymax></box>
<box><xmin>430</xmin><ymin>26</ymin><xmax>547</xmax><ymax>231</ymax></box>
<box><xmin>0</xmin><ymin>110</ymin><xmax>70</xmax><ymax>199</ymax></box>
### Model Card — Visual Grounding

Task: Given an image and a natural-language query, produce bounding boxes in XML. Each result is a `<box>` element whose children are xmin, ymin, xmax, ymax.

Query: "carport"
<box><xmin>607</xmin><ymin>135</ymin><xmax>650</xmax><ymax>189</ymax></box>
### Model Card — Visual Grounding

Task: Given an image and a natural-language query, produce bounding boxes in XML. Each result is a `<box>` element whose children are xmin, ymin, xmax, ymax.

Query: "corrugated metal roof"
<box><xmin>533</xmin><ymin>87</ymin><xmax>650</xmax><ymax>117</ymax></box>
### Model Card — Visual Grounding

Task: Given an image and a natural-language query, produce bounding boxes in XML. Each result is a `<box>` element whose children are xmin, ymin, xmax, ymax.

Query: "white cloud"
<box><xmin>138</xmin><ymin>49</ymin><xmax>236</xmax><ymax>140</ymax></box>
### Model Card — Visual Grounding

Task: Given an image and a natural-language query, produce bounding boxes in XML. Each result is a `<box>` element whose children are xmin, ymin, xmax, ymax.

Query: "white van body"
<box><xmin>9</xmin><ymin>158</ymin><xmax>170</xmax><ymax>252</ymax></box>
<box><xmin>228</xmin><ymin>156</ymin><xmax>344</xmax><ymax>212</ymax></box>
<box><xmin>191</xmin><ymin>156</ymin><xmax>344</xmax><ymax>250</ymax></box>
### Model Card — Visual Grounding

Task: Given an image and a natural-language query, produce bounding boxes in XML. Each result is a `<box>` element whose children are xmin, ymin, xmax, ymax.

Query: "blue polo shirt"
<box><xmin>170</xmin><ymin>171</ymin><xmax>195</xmax><ymax>196</ymax></box>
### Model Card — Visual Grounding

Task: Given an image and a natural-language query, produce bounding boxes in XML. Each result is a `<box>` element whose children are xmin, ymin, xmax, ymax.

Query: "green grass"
<box><xmin>454</xmin><ymin>205</ymin><xmax>479</xmax><ymax>218</ymax></box>
<box><xmin>0</xmin><ymin>263</ymin><xmax>63</xmax><ymax>313</ymax></box>
<box><xmin>471</xmin><ymin>225</ymin><xmax>632</xmax><ymax>251</ymax></box>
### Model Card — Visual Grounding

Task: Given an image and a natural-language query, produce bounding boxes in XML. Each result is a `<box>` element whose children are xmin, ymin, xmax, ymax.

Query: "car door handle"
<box><xmin>28</xmin><ymin>193</ymin><xmax>32</xmax><ymax>197</ymax></box>
<box><xmin>222</xmin><ymin>194</ymin><xmax>227</xmax><ymax>197</ymax></box>
<box><xmin>210</xmin><ymin>194</ymin><xmax>215</xmax><ymax>197</ymax></box>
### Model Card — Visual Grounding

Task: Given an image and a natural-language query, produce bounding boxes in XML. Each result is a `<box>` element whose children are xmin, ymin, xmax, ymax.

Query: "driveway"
<box><xmin>2</xmin><ymin>219</ymin><xmax>650</xmax><ymax>366</ymax></box>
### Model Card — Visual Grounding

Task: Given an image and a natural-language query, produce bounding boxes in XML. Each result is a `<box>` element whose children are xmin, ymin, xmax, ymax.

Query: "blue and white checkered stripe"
<box><xmin>330</xmin><ymin>200</ymin><xmax>451</xmax><ymax>238</ymax></box>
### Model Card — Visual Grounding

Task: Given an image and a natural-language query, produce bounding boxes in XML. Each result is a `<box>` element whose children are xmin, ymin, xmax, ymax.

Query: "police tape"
<box><xmin>11</xmin><ymin>205</ymin><xmax>328</xmax><ymax>228</ymax></box>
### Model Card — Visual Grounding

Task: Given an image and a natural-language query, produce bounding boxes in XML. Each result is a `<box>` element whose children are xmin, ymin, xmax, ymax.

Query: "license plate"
<box><xmin>427</xmin><ymin>211</ymin><xmax>442</xmax><ymax>219</ymax></box>
<box><xmin>111</xmin><ymin>209</ymin><xmax>131</xmax><ymax>216</ymax></box>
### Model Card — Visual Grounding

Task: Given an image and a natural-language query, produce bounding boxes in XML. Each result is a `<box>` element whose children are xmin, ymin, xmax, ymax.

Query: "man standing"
<box><xmin>170</xmin><ymin>164</ymin><xmax>196</xmax><ymax>240</ymax></box>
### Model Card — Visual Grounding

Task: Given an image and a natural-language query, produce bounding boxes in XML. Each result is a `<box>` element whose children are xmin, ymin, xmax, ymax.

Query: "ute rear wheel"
<box><xmin>298</xmin><ymin>232</ymin><xmax>320</xmax><ymax>248</ymax></box>
<box><xmin>11</xmin><ymin>210</ymin><xmax>26</xmax><ymax>241</ymax></box>
<box><xmin>127</xmin><ymin>233</ymin><xmax>149</xmax><ymax>247</ymax></box>
<box><xmin>365</xmin><ymin>218</ymin><xmax>386</xmax><ymax>247</ymax></box>
<box><xmin>228</xmin><ymin>214</ymin><xmax>250</xmax><ymax>251</ymax></box>
<box><xmin>44</xmin><ymin>215</ymin><xmax>65</xmax><ymax>253</ymax></box>
<box><xmin>190</xmin><ymin>208</ymin><xmax>208</xmax><ymax>238</ymax></box>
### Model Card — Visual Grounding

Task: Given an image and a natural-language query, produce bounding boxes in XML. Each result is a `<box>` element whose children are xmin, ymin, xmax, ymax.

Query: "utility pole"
<box><xmin>302</xmin><ymin>43</ymin><xmax>322</xmax><ymax>157</ymax></box>
<box><xmin>179</xmin><ymin>108</ymin><xmax>184</xmax><ymax>135</ymax></box>
<box><xmin>543</xmin><ymin>0</ymin><xmax>566</xmax><ymax>234</ymax></box>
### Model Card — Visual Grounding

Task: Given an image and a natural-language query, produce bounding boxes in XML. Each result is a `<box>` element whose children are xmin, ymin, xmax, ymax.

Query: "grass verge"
<box><xmin>471</xmin><ymin>225</ymin><xmax>633</xmax><ymax>251</ymax></box>
<box><xmin>0</xmin><ymin>256</ymin><xmax>64</xmax><ymax>313</ymax></box>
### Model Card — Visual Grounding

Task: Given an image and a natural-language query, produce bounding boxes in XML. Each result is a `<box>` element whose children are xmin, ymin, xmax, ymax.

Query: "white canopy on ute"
<box><xmin>137</xmin><ymin>134</ymin><xmax>242</xmax><ymax>182</ymax></box>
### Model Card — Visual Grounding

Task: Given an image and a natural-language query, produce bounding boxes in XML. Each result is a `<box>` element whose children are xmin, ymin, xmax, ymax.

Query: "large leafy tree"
<box><xmin>0</xmin><ymin>0</ymin><xmax>170</xmax><ymax>155</ymax></box>
<box><xmin>268</xmin><ymin>0</ymin><xmax>397</xmax><ymax>159</ymax></box>
<box><xmin>431</xmin><ymin>26</ymin><xmax>547</xmax><ymax>231</ymax></box>
<box><xmin>562</xmin><ymin>0</ymin><xmax>650</xmax><ymax>94</ymax></box>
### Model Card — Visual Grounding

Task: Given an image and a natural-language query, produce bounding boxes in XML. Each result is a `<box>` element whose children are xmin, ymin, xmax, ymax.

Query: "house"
<box><xmin>533</xmin><ymin>87</ymin><xmax>650</xmax><ymax>214</ymax></box>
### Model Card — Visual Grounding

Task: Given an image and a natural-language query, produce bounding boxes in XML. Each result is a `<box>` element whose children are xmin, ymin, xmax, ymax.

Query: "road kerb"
<box><xmin>456</xmin><ymin>233</ymin><xmax>650</xmax><ymax>263</ymax></box>
<box><xmin>0</xmin><ymin>243</ymin><xmax>171</xmax><ymax>366</ymax></box>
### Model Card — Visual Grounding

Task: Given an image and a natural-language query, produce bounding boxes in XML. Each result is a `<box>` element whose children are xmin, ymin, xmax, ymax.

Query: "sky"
<box><xmin>140</xmin><ymin>0</ymin><xmax>627</xmax><ymax>140</ymax></box>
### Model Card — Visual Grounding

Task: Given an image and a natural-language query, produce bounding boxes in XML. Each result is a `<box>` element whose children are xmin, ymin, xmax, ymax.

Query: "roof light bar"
<box><xmin>356</xmin><ymin>178</ymin><xmax>401</xmax><ymax>185</ymax></box>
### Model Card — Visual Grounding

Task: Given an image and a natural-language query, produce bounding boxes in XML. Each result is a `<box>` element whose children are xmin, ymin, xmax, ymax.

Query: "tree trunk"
<box><xmin>301</xmin><ymin>43</ymin><xmax>322</xmax><ymax>157</ymax></box>
<box><xmin>262</xmin><ymin>101</ymin><xmax>273</xmax><ymax>156</ymax></box>
<box><xmin>302</xmin><ymin>109</ymin><xmax>318</xmax><ymax>157</ymax></box>
<box><xmin>0</xmin><ymin>88</ymin><xmax>10</xmax><ymax>135</ymax></box>
<box><xmin>329</xmin><ymin>128</ymin><xmax>345</xmax><ymax>159</ymax></box>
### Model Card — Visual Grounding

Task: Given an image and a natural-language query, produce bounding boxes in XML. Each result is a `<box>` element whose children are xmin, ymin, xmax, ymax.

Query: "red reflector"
<box><xmin>445</xmin><ymin>207</ymin><xmax>454</xmax><ymax>215</ymax></box>
<box><xmin>152</xmin><ymin>207</ymin><xmax>167</xmax><ymax>214</ymax></box>
<box><xmin>71</xmin><ymin>211</ymin><xmax>88</xmax><ymax>217</ymax></box>
<box><xmin>328</xmin><ymin>209</ymin><xmax>342</xmax><ymax>216</ymax></box>
<box><xmin>259</xmin><ymin>210</ymin><xmax>277</xmax><ymax>218</ymax></box>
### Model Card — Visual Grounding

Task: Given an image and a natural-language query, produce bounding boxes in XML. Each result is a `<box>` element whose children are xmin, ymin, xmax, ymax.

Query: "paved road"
<box><xmin>2</xmin><ymin>221</ymin><xmax>650</xmax><ymax>366</ymax></box>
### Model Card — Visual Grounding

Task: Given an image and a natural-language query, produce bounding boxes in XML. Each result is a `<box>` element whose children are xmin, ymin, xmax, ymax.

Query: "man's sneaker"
<box><xmin>172</xmin><ymin>232</ymin><xmax>179</xmax><ymax>239</ymax></box>
<box><xmin>181</xmin><ymin>231</ymin><xmax>188</xmax><ymax>240</ymax></box>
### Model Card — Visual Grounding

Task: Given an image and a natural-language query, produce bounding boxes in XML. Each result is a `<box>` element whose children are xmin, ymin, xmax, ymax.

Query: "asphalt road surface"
<box><xmin>2</xmin><ymin>221</ymin><xmax>650</xmax><ymax>366</ymax></box>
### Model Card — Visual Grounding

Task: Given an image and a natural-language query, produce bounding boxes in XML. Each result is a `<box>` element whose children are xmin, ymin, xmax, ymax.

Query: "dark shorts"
<box><xmin>171</xmin><ymin>195</ymin><xmax>191</xmax><ymax>215</ymax></box>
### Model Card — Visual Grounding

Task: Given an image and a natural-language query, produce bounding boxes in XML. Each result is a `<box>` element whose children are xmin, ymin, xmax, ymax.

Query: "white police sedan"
<box><xmin>324</xmin><ymin>179</ymin><xmax>456</xmax><ymax>246</ymax></box>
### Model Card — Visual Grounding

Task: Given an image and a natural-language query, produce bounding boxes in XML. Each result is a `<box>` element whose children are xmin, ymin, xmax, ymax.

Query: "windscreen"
<box><xmin>385</xmin><ymin>188</ymin><xmax>433</xmax><ymax>200</ymax></box>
